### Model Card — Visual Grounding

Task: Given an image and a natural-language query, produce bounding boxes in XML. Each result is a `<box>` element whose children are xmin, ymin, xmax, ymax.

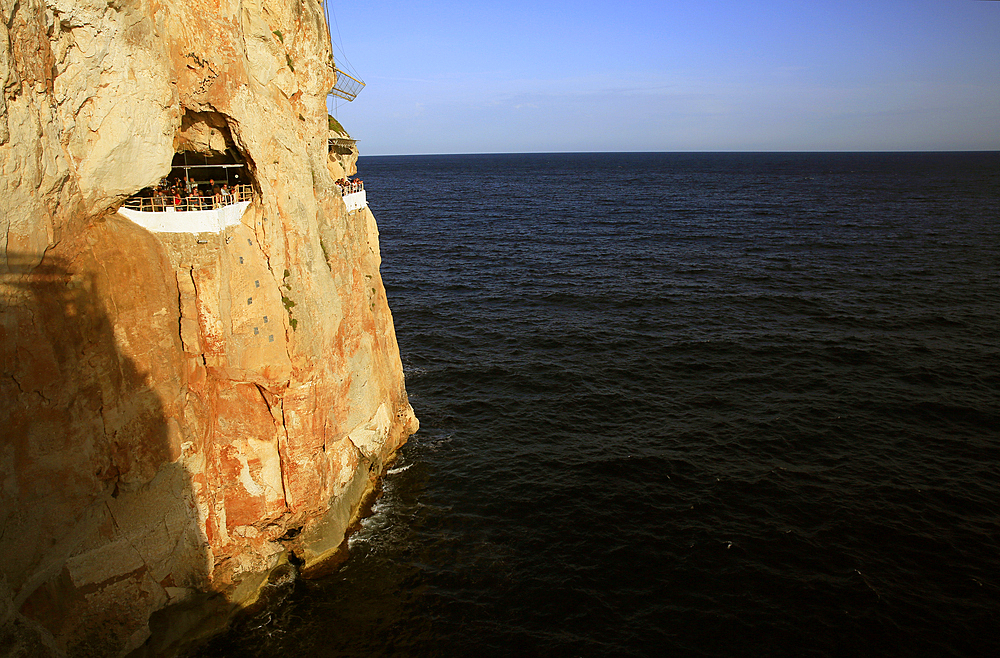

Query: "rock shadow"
<box><xmin>1</xmin><ymin>251</ymin><xmax>210</xmax><ymax>657</ymax></box>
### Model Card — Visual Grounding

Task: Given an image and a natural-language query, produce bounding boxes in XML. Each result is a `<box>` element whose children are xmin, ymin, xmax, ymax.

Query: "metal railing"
<box><xmin>121</xmin><ymin>184</ymin><xmax>254</xmax><ymax>212</ymax></box>
<box><xmin>336</xmin><ymin>180</ymin><xmax>364</xmax><ymax>196</ymax></box>
<box><xmin>329</xmin><ymin>67</ymin><xmax>365</xmax><ymax>102</ymax></box>
<box><xmin>328</xmin><ymin>137</ymin><xmax>358</xmax><ymax>151</ymax></box>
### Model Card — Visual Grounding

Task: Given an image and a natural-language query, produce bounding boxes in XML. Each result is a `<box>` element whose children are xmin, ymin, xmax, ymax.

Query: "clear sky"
<box><xmin>324</xmin><ymin>0</ymin><xmax>1000</xmax><ymax>155</ymax></box>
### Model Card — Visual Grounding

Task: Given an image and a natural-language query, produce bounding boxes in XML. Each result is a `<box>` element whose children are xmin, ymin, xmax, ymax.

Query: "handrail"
<box><xmin>336</xmin><ymin>180</ymin><xmax>364</xmax><ymax>196</ymax></box>
<box><xmin>121</xmin><ymin>184</ymin><xmax>254</xmax><ymax>213</ymax></box>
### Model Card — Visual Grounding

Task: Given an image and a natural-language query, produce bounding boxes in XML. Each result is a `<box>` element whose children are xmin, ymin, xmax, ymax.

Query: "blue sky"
<box><xmin>325</xmin><ymin>0</ymin><xmax>1000</xmax><ymax>154</ymax></box>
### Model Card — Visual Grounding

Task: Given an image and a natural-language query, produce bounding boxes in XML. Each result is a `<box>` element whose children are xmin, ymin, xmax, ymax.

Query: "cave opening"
<box><xmin>167</xmin><ymin>110</ymin><xmax>255</xmax><ymax>194</ymax></box>
<box><xmin>124</xmin><ymin>111</ymin><xmax>257</xmax><ymax>212</ymax></box>
<box><xmin>170</xmin><ymin>148</ymin><xmax>249</xmax><ymax>189</ymax></box>
<box><xmin>170</xmin><ymin>110</ymin><xmax>253</xmax><ymax>189</ymax></box>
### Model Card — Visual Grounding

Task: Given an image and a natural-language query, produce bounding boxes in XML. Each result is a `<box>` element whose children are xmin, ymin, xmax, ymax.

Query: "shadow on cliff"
<box><xmin>0</xmin><ymin>251</ymin><xmax>212</xmax><ymax>657</ymax></box>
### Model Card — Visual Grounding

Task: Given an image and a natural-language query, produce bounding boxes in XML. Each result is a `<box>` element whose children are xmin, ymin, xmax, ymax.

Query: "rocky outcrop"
<box><xmin>326</xmin><ymin>114</ymin><xmax>358</xmax><ymax>180</ymax></box>
<box><xmin>0</xmin><ymin>1</ymin><xmax>417</xmax><ymax>656</ymax></box>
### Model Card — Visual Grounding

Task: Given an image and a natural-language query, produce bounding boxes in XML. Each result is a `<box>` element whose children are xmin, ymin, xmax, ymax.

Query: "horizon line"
<box><xmin>358</xmin><ymin>149</ymin><xmax>1000</xmax><ymax>157</ymax></box>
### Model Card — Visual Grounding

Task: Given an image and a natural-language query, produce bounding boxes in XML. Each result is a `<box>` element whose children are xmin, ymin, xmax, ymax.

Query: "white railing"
<box><xmin>335</xmin><ymin>180</ymin><xmax>364</xmax><ymax>196</ymax></box>
<box><xmin>335</xmin><ymin>180</ymin><xmax>367</xmax><ymax>213</ymax></box>
<box><xmin>121</xmin><ymin>184</ymin><xmax>254</xmax><ymax>213</ymax></box>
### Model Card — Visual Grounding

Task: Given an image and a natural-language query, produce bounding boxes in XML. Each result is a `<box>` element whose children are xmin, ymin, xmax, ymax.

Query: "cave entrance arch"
<box><xmin>121</xmin><ymin>111</ymin><xmax>258</xmax><ymax>213</ymax></box>
<box><xmin>170</xmin><ymin>110</ymin><xmax>254</xmax><ymax>192</ymax></box>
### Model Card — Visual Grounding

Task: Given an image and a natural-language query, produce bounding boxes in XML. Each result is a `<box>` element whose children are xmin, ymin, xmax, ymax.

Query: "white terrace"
<box><xmin>118</xmin><ymin>183</ymin><xmax>368</xmax><ymax>234</ymax></box>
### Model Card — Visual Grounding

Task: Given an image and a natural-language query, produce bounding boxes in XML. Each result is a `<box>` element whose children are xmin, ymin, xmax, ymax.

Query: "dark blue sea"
<box><xmin>195</xmin><ymin>152</ymin><xmax>1000</xmax><ymax>657</ymax></box>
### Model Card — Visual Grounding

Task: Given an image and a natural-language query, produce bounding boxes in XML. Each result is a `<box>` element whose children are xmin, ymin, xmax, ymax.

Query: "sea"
<box><xmin>193</xmin><ymin>152</ymin><xmax>1000</xmax><ymax>657</ymax></box>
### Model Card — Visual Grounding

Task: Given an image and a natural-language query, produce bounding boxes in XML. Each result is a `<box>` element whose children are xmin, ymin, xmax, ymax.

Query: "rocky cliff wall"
<box><xmin>0</xmin><ymin>1</ymin><xmax>417</xmax><ymax>655</ymax></box>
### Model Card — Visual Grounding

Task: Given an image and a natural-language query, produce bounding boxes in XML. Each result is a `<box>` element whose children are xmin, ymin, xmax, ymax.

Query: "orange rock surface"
<box><xmin>1</xmin><ymin>1</ymin><xmax>417</xmax><ymax>654</ymax></box>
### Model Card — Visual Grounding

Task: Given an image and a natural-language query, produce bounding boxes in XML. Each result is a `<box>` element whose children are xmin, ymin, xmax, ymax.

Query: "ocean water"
<box><xmin>194</xmin><ymin>153</ymin><xmax>1000</xmax><ymax>657</ymax></box>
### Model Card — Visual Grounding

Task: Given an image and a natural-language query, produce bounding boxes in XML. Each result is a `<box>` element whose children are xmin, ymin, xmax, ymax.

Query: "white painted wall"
<box><xmin>344</xmin><ymin>190</ymin><xmax>367</xmax><ymax>214</ymax></box>
<box><xmin>117</xmin><ymin>201</ymin><xmax>251</xmax><ymax>233</ymax></box>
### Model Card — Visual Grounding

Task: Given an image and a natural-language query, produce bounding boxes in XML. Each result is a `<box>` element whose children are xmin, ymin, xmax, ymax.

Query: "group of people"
<box><xmin>336</xmin><ymin>177</ymin><xmax>364</xmax><ymax>196</ymax></box>
<box><xmin>139</xmin><ymin>176</ymin><xmax>243</xmax><ymax>211</ymax></box>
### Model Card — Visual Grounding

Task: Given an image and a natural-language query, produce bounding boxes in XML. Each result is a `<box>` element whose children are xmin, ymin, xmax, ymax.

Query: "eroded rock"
<box><xmin>1</xmin><ymin>1</ymin><xmax>417</xmax><ymax>655</ymax></box>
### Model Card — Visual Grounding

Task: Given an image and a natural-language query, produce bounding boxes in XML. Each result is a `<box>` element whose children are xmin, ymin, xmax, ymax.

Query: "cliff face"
<box><xmin>0</xmin><ymin>1</ymin><xmax>417</xmax><ymax>655</ymax></box>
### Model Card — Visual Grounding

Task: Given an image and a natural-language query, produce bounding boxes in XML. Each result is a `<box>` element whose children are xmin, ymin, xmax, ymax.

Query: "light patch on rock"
<box><xmin>348</xmin><ymin>402</ymin><xmax>392</xmax><ymax>460</ymax></box>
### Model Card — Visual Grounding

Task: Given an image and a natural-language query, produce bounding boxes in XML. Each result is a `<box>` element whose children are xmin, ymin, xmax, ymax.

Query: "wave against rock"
<box><xmin>0</xmin><ymin>1</ymin><xmax>417</xmax><ymax>655</ymax></box>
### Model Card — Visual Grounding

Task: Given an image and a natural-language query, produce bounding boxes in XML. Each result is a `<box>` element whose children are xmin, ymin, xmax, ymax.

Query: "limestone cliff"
<box><xmin>0</xmin><ymin>1</ymin><xmax>417</xmax><ymax>655</ymax></box>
